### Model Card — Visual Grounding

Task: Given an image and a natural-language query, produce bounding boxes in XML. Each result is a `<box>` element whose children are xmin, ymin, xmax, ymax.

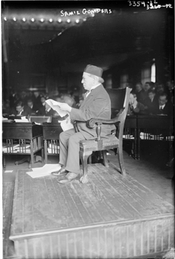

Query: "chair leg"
<box><xmin>102</xmin><ymin>151</ymin><xmax>109</xmax><ymax>167</ymax></box>
<box><xmin>80</xmin><ymin>150</ymin><xmax>92</xmax><ymax>184</ymax></box>
<box><xmin>118</xmin><ymin>146</ymin><xmax>126</xmax><ymax>176</ymax></box>
<box><xmin>3</xmin><ymin>153</ymin><xmax>6</xmax><ymax>169</ymax></box>
<box><xmin>44</xmin><ymin>140</ymin><xmax>48</xmax><ymax>164</ymax></box>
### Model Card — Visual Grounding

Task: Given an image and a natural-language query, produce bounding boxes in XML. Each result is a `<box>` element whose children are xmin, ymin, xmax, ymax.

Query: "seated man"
<box><xmin>144</xmin><ymin>89</ymin><xmax>158</xmax><ymax>114</ymax></box>
<box><xmin>32</xmin><ymin>91</ymin><xmax>42</xmax><ymax>112</ymax></box>
<box><xmin>10</xmin><ymin>101</ymin><xmax>27</xmax><ymax>117</ymax></box>
<box><xmin>51</xmin><ymin>64</ymin><xmax>115</xmax><ymax>183</ymax></box>
<box><xmin>135</xmin><ymin>82</ymin><xmax>147</xmax><ymax>104</ymax></box>
<box><xmin>24</xmin><ymin>99</ymin><xmax>37</xmax><ymax>116</ymax></box>
<box><xmin>155</xmin><ymin>92</ymin><xmax>173</xmax><ymax>115</ymax></box>
<box><xmin>127</xmin><ymin>91</ymin><xmax>147</xmax><ymax>115</ymax></box>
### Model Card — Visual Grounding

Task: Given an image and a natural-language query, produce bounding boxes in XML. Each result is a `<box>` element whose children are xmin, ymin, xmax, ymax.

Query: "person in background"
<box><xmin>37</xmin><ymin>96</ymin><xmax>47</xmax><ymax>115</ymax></box>
<box><xmin>155</xmin><ymin>83</ymin><xmax>166</xmax><ymax>96</ymax></box>
<box><xmin>135</xmin><ymin>82</ymin><xmax>147</xmax><ymax>105</ymax></box>
<box><xmin>155</xmin><ymin>92</ymin><xmax>173</xmax><ymax>115</ymax></box>
<box><xmin>38</xmin><ymin>97</ymin><xmax>55</xmax><ymax>116</ymax></box>
<box><xmin>51</xmin><ymin>64</ymin><xmax>115</xmax><ymax>183</ymax></box>
<box><xmin>144</xmin><ymin>89</ymin><xmax>158</xmax><ymax>114</ymax></box>
<box><xmin>61</xmin><ymin>94</ymin><xmax>77</xmax><ymax>108</ymax></box>
<box><xmin>143</xmin><ymin>81</ymin><xmax>152</xmax><ymax>93</ymax></box>
<box><xmin>9</xmin><ymin>90</ymin><xmax>20</xmax><ymax>111</ymax></box>
<box><xmin>19</xmin><ymin>91</ymin><xmax>28</xmax><ymax>104</ymax></box>
<box><xmin>10</xmin><ymin>101</ymin><xmax>27</xmax><ymax>116</ymax></box>
<box><xmin>32</xmin><ymin>91</ymin><xmax>42</xmax><ymax>112</ymax></box>
<box><xmin>44</xmin><ymin>102</ymin><xmax>56</xmax><ymax>116</ymax></box>
<box><xmin>2</xmin><ymin>99</ymin><xmax>12</xmax><ymax>116</ymax></box>
<box><xmin>128</xmin><ymin>91</ymin><xmax>147</xmax><ymax>115</ymax></box>
<box><xmin>24</xmin><ymin>99</ymin><xmax>37</xmax><ymax>116</ymax></box>
<box><xmin>77</xmin><ymin>92</ymin><xmax>86</xmax><ymax>107</ymax></box>
<box><xmin>166</xmin><ymin>80</ymin><xmax>174</xmax><ymax>103</ymax></box>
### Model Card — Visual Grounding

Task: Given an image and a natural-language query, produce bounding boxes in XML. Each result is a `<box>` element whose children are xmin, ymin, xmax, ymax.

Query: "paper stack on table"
<box><xmin>14</xmin><ymin>116</ymin><xmax>29</xmax><ymax>123</ymax></box>
<box><xmin>26</xmin><ymin>164</ymin><xmax>61</xmax><ymax>178</ymax></box>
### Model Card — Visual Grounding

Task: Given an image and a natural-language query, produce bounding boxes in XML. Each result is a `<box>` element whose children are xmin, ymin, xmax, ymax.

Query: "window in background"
<box><xmin>151</xmin><ymin>59</ymin><xmax>156</xmax><ymax>83</ymax></box>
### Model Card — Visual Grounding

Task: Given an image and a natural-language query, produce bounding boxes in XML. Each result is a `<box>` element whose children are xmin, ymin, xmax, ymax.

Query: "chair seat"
<box><xmin>80</xmin><ymin>135</ymin><xmax>119</xmax><ymax>152</ymax></box>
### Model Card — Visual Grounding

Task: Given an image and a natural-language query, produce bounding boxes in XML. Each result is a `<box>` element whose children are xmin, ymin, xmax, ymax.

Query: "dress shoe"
<box><xmin>51</xmin><ymin>167</ymin><xmax>67</xmax><ymax>176</ymax></box>
<box><xmin>58</xmin><ymin>172</ymin><xmax>79</xmax><ymax>184</ymax></box>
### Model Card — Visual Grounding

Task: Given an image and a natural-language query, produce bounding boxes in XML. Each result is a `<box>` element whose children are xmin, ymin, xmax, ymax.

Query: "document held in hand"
<box><xmin>45</xmin><ymin>99</ymin><xmax>67</xmax><ymax>117</ymax></box>
<box><xmin>45</xmin><ymin>99</ymin><xmax>74</xmax><ymax>131</ymax></box>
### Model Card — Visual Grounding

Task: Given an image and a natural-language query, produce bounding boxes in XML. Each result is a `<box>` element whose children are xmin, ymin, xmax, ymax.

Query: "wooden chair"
<box><xmin>77</xmin><ymin>87</ymin><xmax>131</xmax><ymax>183</ymax></box>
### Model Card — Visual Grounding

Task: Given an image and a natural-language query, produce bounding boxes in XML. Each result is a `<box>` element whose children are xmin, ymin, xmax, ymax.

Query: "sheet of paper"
<box><xmin>13</xmin><ymin>117</ymin><xmax>28</xmax><ymax>123</ymax></box>
<box><xmin>21</xmin><ymin>116</ymin><xmax>29</xmax><ymax>122</ymax></box>
<box><xmin>46</xmin><ymin>99</ymin><xmax>74</xmax><ymax>130</ymax></box>
<box><xmin>45</xmin><ymin>99</ymin><xmax>67</xmax><ymax>117</ymax></box>
<box><xmin>4</xmin><ymin>170</ymin><xmax>13</xmax><ymax>173</ymax></box>
<box><xmin>26</xmin><ymin>163</ymin><xmax>61</xmax><ymax>178</ymax></box>
<box><xmin>14</xmin><ymin>119</ymin><xmax>26</xmax><ymax>122</ymax></box>
<box><xmin>59</xmin><ymin>116</ymin><xmax>74</xmax><ymax>131</ymax></box>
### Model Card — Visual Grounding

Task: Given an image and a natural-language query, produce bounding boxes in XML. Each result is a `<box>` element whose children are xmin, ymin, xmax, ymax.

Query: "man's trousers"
<box><xmin>59</xmin><ymin>129</ymin><xmax>87</xmax><ymax>174</ymax></box>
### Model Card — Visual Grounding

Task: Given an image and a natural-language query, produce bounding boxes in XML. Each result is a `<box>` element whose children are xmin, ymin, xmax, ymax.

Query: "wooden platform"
<box><xmin>9</xmin><ymin>164</ymin><xmax>174</xmax><ymax>258</ymax></box>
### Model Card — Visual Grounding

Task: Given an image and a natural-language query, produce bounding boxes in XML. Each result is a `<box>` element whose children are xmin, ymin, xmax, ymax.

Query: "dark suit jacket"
<box><xmin>70</xmin><ymin>84</ymin><xmax>115</xmax><ymax>139</ymax></box>
<box><xmin>10</xmin><ymin>108</ymin><xmax>27</xmax><ymax>117</ymax></box>
<box><xmin>154</xmin><ymin>102</ymin><xmax>173</xmax><ymax>115</ymax></box>
<box><xmin>136</xmin><ymin>90</ymin><xmax>148</xmax><ymax>105</ymax></box>
<box><xmin>24</xmin><ymin>106</ymin><xmax>37</xmax><ymax>116</ymax></box>
<box><xmin>32</xmin><ymin>96</ymin><xmax>42</xmax><ymax>111</ymax></box>
<box><xmin>144</xmin><ymin>97</ymin><xmax>158</xmax><ymax>114</ymax></box>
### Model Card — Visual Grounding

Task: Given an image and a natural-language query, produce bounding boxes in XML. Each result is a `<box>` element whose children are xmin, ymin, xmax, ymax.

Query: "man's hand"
<box><xmin>57</xmin><ymin>102</ymin><xmax>72</xmax><ymax>113</ymax></box>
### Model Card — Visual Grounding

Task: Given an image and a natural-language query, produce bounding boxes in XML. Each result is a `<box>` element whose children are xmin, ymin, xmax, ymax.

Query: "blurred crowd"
<box><xmin>2</xmin><ymin>79</ymin><xmax>174</xmax><ymax>118</ymax></box>
<box><xmin>127</xmin><ymin>80</ymin><xmax>174</xmax><ymax>116</ymax></box>
<box><xmin>2</xmin><ymin>90</ymin><xmax>78</xmax><ymax>118</ymax></box>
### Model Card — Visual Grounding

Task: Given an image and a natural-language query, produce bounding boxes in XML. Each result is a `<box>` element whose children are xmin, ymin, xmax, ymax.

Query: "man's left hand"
<box><xmin>58</xmin><ymin>103</ymin><xmax>72</xmax><ymax>113</ymax></box>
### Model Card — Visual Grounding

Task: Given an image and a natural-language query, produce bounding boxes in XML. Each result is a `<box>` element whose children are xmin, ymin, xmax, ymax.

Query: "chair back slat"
<box><xmin>110</xmin><ymin>87</ymin><xmax>131</xmax><ymax>139</ymax></box>
<box><xmin>107</xmin><ymin>88</ymin><xmax>126</xmax><ymax>111</ymax></box>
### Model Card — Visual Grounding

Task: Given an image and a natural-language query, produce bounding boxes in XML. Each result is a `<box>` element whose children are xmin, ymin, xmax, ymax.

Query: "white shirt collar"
<box><xmin>159</xmin><ymin>104</ymin><xmax>165</xmax><ymax>109</ymax></box>
<box><xmin>90</xmin><ymin>83</ymin><xmax>101</xmax><ymax>91</ymax></box>
<box><xmin>18</xmin><ymin>110</ymin><xmax>23</xmax><ymax>116</ymax></box>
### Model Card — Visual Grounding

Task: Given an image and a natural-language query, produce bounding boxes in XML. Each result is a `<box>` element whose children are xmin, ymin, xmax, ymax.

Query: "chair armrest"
<box><xmin>87</xmin><ymin>108</ymin><xmax>124</xmax><ymax>128</ymax></box>
<box><xmin>74</xmin><ymin>108</ymin><xmax>124</xmax><ymax>140</ymax></box>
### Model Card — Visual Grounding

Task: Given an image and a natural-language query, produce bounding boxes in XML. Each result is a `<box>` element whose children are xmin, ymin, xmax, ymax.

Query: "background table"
<box><xmin>43</xmin><ymin>122</ymin><xmax>62</xmax><ymax>164</ymax></box>
<box><xmin>124</xmin><ymin>115</ymin><xmax>173</xmax><ymax>160</ymax></box>
<box><xmin>3</xmin><ymin>121</ymin><xmax>43</xmax><ymax>167</ymax></box>
<box><xmin>123</xmin><ymin>115</ymin><xmax>137</xmax><ymax>159</ymax></box>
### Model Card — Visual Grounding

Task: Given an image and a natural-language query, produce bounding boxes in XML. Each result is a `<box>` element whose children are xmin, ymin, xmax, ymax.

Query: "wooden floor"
<box><xmin>8</xmin><ymin>163</ymin><xmax>174</xmax><ymax>259</ymax></box>
<box><xmin>3</xmin><ymin>181</ymin><xmax>15</xmax><ymax>258</ymax></box>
